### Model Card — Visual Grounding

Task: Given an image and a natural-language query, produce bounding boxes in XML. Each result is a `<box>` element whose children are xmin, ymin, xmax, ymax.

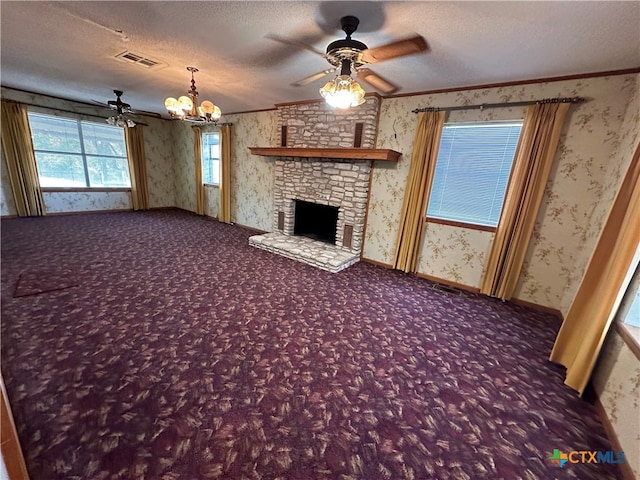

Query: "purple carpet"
<box><xmin>1</xmin><ymin>209</ymin><xmax>621</xmax><ymax>479</ymax></box>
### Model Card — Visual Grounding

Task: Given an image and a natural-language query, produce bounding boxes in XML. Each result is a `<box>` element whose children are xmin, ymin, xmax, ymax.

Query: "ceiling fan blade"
<box><xmin>265</xmin><ymin>33</ymin><xmax>326</xmax><ymax>57</ymax></box>
<box><xmin>291</xmin><ymin>68</ymin><xmax>336</xmax><ymax>87</ymax></box>
<box><xmin>132</xmin><ymin>109</ymin><xmax>163</xmax><ymax>119</ymax></box>
<box><xmin>360</xmin><ymin>35</ymin><xmax>429</xmax><ymax>64</ymax></box>
<box><xmin>357</xmin><ymin>68</ymin><xmax>399</xmax><ymax>94</ymax></box>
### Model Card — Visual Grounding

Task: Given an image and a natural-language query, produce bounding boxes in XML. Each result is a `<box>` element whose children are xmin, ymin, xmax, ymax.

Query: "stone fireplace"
<box><xmin>249</xmin><ymin>96</ymin><xmax>399</xmax><ymax>272</ymax></box>
<box><xmin>273</xmin><ymin>157</ymin><xmax>371</xmax><ymax>254</ymax></box>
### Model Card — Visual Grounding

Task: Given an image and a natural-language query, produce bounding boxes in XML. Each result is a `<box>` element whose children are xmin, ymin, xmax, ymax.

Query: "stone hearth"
<box><xmin>249</xmin><ymin>233</ymin><xmax>359</xmax><ymax>273</ymax></box>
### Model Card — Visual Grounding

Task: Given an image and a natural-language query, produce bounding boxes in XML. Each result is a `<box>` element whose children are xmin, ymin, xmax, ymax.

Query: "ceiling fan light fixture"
<box><xmin>107</xmin><ymin>114</ymin><xmax>136</xmax><ymax>128</ymax></box>
<box><xmin>165</xmin><ymin>67</ymin><xmax>221</xmax><ymax>123</ymax></box>
<box><xmin>104</xmin><ymin>90</ymin><xmax>136</xmax><ymax>128</ymax></box>
<box><xmin>320</xmin><ymin>75</ymin><xmax>366</xmax><ymax>109</ymax></box>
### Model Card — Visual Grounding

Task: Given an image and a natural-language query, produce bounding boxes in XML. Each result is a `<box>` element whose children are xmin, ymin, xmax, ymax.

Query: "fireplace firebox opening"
<box><xmin>293</xmin><ymin>200</ymin><xmax>339</xmax><ymax>244</ymax></box>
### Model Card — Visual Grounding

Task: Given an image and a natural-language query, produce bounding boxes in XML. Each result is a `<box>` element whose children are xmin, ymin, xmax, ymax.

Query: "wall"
<box><xmin>142</xmin><ymin>116</ymin><xmax>179</xmax><ymax>209</ymax></box>
<box><xmin>592</xmin><ymin>330</ymin><xmax>640</xmax><ymax>478</ymax></box>
<box><xmin>0</xmin><ymin>87</ymin><xmax>177</xmax><ymax>215</ymax></box>
<box><xmin>171</xmin><ymin>121</ymin><xmax>198</xmax><ymax>213</ymax></box>
<box><xmin>590</xmin><ymin>74</ymin><xmax>640</xmax><ymax>479</ymax></box>
<box><xmin>560</xmin><ymin>74</ymin><xmax>640</xmax><ymax>314</ymax></box>
<box><xmin>225</xmin><ymin>110</ymin><xmax>278</xmax><ymax>231</ymax></box>
<box><xmin>366</xmin><ymin>74</ymin><xmax>637</xmax><ymax>310</ymax></box>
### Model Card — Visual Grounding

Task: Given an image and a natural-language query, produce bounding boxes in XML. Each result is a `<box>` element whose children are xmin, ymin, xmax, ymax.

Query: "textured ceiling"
<box><xmin>1</xmin><ymin>1</ymin><xmax>639</xmax><ymax>119</ymax></box>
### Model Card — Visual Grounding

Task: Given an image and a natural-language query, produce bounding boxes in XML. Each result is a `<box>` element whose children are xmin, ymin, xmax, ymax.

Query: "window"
<box><xmin>202</xmin><ymin>132</ymin><xmax>220</xmax><ymax>185</ymax></box>
<box><xmin>620</xmin><ymin>246</ymin><xmax>640</xmax><ymax>328</ymax></box>
<box><xmin>28</xmin><ymin>113</ymin><xmax>130</xmax><ymax>188</ymax></box>
<box><xmin>427</xmin><ymin>121</ymin><xmax>523</xmax><ymax>228</ymax></box>
<box><xmin>625</xmin><ymin>287</ymin><xmax>640</xmax><ymax>328</ymax></box>
<box><xmin>616</xmin><ymin>245</ymin><xmax>640</xmax><ymax>357</ymax></box>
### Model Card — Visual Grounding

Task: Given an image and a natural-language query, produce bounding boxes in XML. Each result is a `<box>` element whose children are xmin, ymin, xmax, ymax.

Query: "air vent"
<box><xmin>431</xmin><ymin>283</ymin><xmax>462</xmax><ymax>295</ymax></box>
<box><xmin>114</xmin><ymin>51</ymin><xmax>162</xmax><ymax>69</ymax></box>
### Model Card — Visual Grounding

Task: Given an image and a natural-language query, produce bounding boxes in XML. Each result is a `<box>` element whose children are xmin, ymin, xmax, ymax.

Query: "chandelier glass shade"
<box><xmin>319</xmin><ymin>58</ymin><xmax>366</xmax><ymax>109</ymax></box>
<box><xmin>320</xmin><ymin>74</ymin><xmax>366</xmax><ymax>109</ymax></box>
<box><xmin>165</xmin><ymin>67</ymin><xmax>221</xmax><ymax>123</ymax></box>
<box><xmin>106</xmin><ymin>114</ymin><xmax>135</xmax><ymax>128</ymax></box>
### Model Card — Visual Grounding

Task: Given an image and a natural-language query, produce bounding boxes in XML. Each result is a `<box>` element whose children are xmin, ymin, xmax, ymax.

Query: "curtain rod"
<box><xmin>411</xmin><ymin>96</ymin><xmax>585</xmax><ymax>114</ymax></box>
<box><xmin>192</xmin><ymin>122</ymin><xmax>233</xmax><ymax>128</ymax></box>
<box><xmin>4</xmin><ymin>99</ymin><xmax>150</xmax><ymax>126</ymax></box>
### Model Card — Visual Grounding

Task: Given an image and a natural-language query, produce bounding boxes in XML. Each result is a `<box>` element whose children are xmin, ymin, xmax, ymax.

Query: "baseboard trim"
<box><xmin>360</xmin><ymin>258</ymin><xmax>481</xmax><ymax>294</ymax></box>
<box><xmin>45</xmin><ymin>208</ymin><xmax>131</xmax><ymax>216</ymax></box>
<box><xmin>361</xmin><ymin>257</ymin><xmax>393</xmax><ymax>269</ymax></box>
<box><xmin>509</xmin><ymin>297</ymin><xmax>564</xmax><ymax>321</ymax></box>
<box><xmin>232</xmin><ymin>222</ymin><xmax>268</xmax><ymax>234</ymax></box>
<box><xmin>360</xmin><ymin>258</ymin><xmax>567</xmax><ymax>317</ymax></box>
<box><xmin>414</xmin><ymin>272</ymin><xmax>480</xmax><ymax>294</ymax></box>
<box><xmin>590</xmin><ymin>387</ymin><xmax>637</xmax><ymax>480</ymax></box>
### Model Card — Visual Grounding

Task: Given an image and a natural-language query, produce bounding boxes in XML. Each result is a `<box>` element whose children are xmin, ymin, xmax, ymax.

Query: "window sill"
<box><xmin>426</xmin><ymin>216</ymin><xmax>496</xmax><ymax>233</ymax></box>
<box><xmin>616</xmin><ymin>322</ymin><xmax>640</xmax><ymax>361</ymax></box>
<box><xmin>41</xmin><ymin>187</ymin><xmax>131</xmax><ymax>193</ymax></box>
<box><xmin>203</xmin><ymin>184</ymin><xmax>220</xmax><ymax>188</ymax></box>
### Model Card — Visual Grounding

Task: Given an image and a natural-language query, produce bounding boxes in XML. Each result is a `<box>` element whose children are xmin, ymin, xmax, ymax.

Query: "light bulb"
<box><xmin>178</xmin><ymin>96</ymin><xmax>193</xmax><ymax>112</ymax></box>
<box><xmin>211</xmin><ymin>105</ymin><xmax>221</xmax><ymax>122</ymax></box>
<box><xmin>320</xmin><ymin>76</ymin><xmax>366</xmax><ymax>109</ymax></box>
<box><xmin>200</xmin><ymin>100</ymin><xmax>215</xmax><ymax>114</ymax></box>
<box><xmin>164</xmin><ymin>97</ymin><xmax>179</xmax><ymax>113</ymax></box>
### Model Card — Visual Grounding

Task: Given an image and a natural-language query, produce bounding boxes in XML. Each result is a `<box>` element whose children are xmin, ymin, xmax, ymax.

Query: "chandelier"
<box><xmin>319</xmin><ymin>59</ymin><xmax>365</xmax><ymax>109</ymax></box>
<box><xmin>164</xmin><ymin>67</ymin><xmax>221</xmax><ymax>123</ymax></box>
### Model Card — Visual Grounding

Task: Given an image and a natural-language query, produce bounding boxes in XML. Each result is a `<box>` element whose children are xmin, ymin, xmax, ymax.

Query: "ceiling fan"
<box><xmin>105</xmin><ymin>89</ymin><xmax>133</xmax><ymax>115</ymax></box>
<box><xmin>100</xmin><ymin>90</ymin><xmax>136</xmax><ymax>127</ymax></box>
<box><xmin>91</xmin><ymin>90</ymin><xmax>158</xmax><ymax>127</ymax></box>
<box><xmin>270</xmin><ymin>15</ymin><xmax>429</xmax><ymax>94</ymax></box>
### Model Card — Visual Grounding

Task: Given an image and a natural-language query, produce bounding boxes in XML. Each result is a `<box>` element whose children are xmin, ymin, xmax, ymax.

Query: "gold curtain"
<box><xmin>0</xmin><ymin>101</ymin><xmax>45</xmax><ymax>217</ymax></box>
<box><xmin>550</xmin><ymin>142</ymin><xmax>640</xmax><ymax>395</ymax></box>
<box><xmin>481</xmin><ymin>102</ymin><xmax>570</xmax><ymax>299</ymax></box>
<box><xmin>193</xmin><ymin>126</ymin><xmax>205</xmax><ymax>215</ymax></box>
<box><xmin>124</xmin><ymin>125</ymin><xmax>149</xmax><ymax>211</ymax></box>
<box><xmin>219</xmin><ymin>124</ymin><xmax>232</xmax><ymax>224</ymax></box>
<box><xmin>393</xmin><ymin>111</ymin><xmax>446</xmax><ymax>273</ymax></box>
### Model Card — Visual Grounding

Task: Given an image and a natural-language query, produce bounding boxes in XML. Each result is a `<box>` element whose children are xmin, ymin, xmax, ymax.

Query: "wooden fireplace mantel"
<box><xmin>249</xmin><ymin>147</ymin><xmax>401</xmax><ymax>162</ymax></box>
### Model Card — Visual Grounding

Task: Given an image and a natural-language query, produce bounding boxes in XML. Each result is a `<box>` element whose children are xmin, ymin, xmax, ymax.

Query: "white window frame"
<box><xmin>202</xmin><ymin>131</ymin><xmax>220</xmax><ymax>186</ymax></box>
<box><xmin>28</xmin><ymin>112</ymin><xmax>130</xmax><ymax>189</ymax></box>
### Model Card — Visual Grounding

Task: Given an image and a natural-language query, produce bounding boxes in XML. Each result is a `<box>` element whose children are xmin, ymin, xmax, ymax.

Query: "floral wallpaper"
<box><xmin>204</xmin><ymin>184</ymin><xmax>219</xmax><ymax>219</ymax></box>
<box><xmin>416</xmin><ymin>223</ymin><xmax>494</xmax><ymax>288</ymax></box>
<box><xmin>560</xmin><ymin>75</ymin><xmax>640</xmax><ymax>314</ymax></box>
<box><xmin>142</xmin><ymin>117</ymin><xmax>178</xmax><ymax>209</ymax></box>
<box><xmin>43</xmin><ymin>191</ymin><xmax>131</xmax><ymax>213</ymax></box>
<box><xmin>366</xmin><ymin>74</ymin><xmax>638</xmax><ymax>302</ymax></box>
<box><xmin>592</xmin><ymin>330</ymin><xmax>640</xmax><ymax>478</ymax></box>
<box><xmin>224</xmin><ymin>110</ymin><xmax>278</xmax><ymax>231</ymax></box>
<box><xmin>170</xmin><ymin>121</ymin><xmax>198</xmax><ymax>213</ymax></box>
